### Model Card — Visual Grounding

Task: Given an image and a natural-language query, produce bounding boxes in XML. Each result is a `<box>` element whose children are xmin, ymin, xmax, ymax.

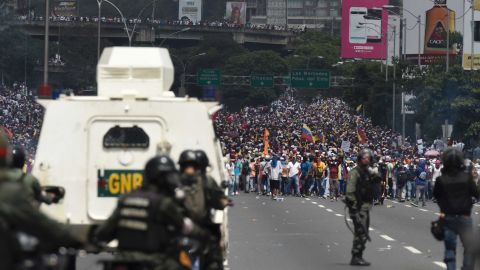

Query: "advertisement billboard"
<box><xmin>341</xmin><ymin>0</ymin><xmax>389</xmax><ymax>59</ymax></box>
<box><xmin>462</xmin><ymin>1</ymin><xmax>480</xmax><ymax>70</ymax></box>
<box><xmin>403</xmin><ymin>0</ymin><xmax>464</xmax><ymax>55</ymax></box>
<box><xmin>178</xmin><ymin>0</ymin><xmax>202</xmax><ymax>23</ymax></box>
<box><xmin>53</xmin><ymin>0</ymin><xmax>77</xmax><ymax>17</ymax></box>
<box><xmin>226</xmin><ymin>2</ymin><xmax>247</xmax><ymax>25</ymax></box>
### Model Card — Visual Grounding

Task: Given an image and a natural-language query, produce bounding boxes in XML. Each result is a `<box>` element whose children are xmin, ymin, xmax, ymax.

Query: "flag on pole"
<box><xmin>263</xmin><ymin>128</ymin><xmax>269</xmax><ymax>155</ymax></box>
<box><xmin>301</xmin><ymin>124</ymin><xmax>316</xmax><ymax>143</ymax></box>
<box><xmin>356</xmin><ymin>104</ymin><xmax>363</xmax><ymax>113</ymax></box>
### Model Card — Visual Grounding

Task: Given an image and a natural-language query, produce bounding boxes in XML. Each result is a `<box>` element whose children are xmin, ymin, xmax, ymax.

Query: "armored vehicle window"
<box><xmin>103</xmin><ymin>126</ymin><xmax>149</xmax><ymax>149</ymax></box>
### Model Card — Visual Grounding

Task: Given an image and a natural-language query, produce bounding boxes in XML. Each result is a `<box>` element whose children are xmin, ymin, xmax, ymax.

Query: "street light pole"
<box><xmin>43</xmin><ymin>0</ymin><xmax>50</xmax><ymax>86</ymax></box>
<box><xmin>417</xmin><ymin>15</ymin><xmax>421</xmax><ymax>69</ymax></box>
<box><xmin>392</xmin><ymin>25</ymin><xmax>397</xmax><ymax>132</ymax></box>
<box><xmin>97</xmin><ymin>0</ymin><xmax>102</xmax><ymax>61</ymax></box>
<box><xmin>471</xmin><ymin>0</ymin><xmax>475</xmax><ymax>70</ymax></box>
<box><xmin>446</xmin><ymin>9</ymin><xmax>449</xmax><ymax>73</ymax></box>
<box><xmin>159</xmin><ymin>27</ymin><xmax>191</xmax><ymax>47</ymax></box>
<box><xmin>172</xmin><ymin>53</ymin><xmax>206</xmax><ymax>97</ymax></box>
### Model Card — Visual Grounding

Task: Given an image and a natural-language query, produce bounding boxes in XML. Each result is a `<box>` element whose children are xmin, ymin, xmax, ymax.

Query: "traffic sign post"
<box><xmin>290</xmin><ymin>69</ymin><xmax>330</xmax><ymax>89</ymax></box>
<box><xmin>197</xmin><ymin>69</ymin><xmax>221</xmax><ymax>86</ymax></box>
<box><xmin>251</xmin><ymin>75</ymin><xmax>274</xmax><ymax>88</ymax></box>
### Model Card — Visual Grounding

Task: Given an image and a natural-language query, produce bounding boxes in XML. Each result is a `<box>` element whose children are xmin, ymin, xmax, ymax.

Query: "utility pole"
<box><xmin>43</xmin><ymin>0</ymin><xmax>50</xmax><ymax>86</ymax></box>
<box><xmin>471</xmin><ymin>0</ymin><xmax>475</xmax><ymax>70</ymax></box>
<box><xmin>417</xmin><ymin>15</ymin><xmax>421</xmax><ymax>69</ymax></box>
<box><xmin>392</xmin><ymin>25</ymin><xmax>397</xmax><ymax>132</ymax></box>
<box><xmin>446</xmin><ymin>9</ymin><xmax>449</xmax><ymax>73</ymax></box>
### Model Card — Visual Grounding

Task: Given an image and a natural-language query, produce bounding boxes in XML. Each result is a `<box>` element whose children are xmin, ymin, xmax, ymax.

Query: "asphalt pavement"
<box><xmin>226</xmin><ymin>193</ymin><xmax>480</xmax><ymax>270</ymax></box>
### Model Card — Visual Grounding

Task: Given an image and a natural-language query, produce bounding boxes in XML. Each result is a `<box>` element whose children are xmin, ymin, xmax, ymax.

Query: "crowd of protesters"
<box><xmin>15</xmin><ymin>15</ymin><xmax>305</xmax><ymax>33</ymax></box>
<box><xmin>0</xmin><ymin>83</ymin><xmax>43</xmax><ymax>159</ymax></box>
<box><xmin>215</xmin><ymin>90</ymin><xmax>480</xmax><ymax>205</ymax></box>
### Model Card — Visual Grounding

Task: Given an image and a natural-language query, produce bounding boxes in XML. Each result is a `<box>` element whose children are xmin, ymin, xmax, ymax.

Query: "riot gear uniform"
<box><xmin>11</xmin><ymin>146</ymin><xmax>52</xmax><ymax>206</ymax></box>
<box><xmin>345</xmin><ymin>149</ymin><xmax>380</xmax><ymax>266</ymax></box>
<box><xmin>195</xmin><ymin>150</ymin><xmax>230</xmax><ymax>270</ymax></box>
<box><xmin>0</xmin><ymin>131</ymin><xmax>83</xmax><ymax>270</ymax></box>
<box><xmin>95</xmin><ymin>155</ymin><xmax>203</xmax><ymax>270</ymax></box>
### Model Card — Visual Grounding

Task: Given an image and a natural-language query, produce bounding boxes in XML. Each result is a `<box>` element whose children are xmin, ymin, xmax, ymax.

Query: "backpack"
<box><xmin>242</xmin><ymin>161</ymin><xmax>250</xmax><ymax>175</ymax></box>
<box><xmin>396</xmin><ymin>167</ymin><xmax>408</xmax><ymax>186</ymax></box>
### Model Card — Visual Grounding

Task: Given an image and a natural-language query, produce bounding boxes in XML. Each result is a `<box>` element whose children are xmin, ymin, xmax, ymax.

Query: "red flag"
<box><xmin>241</xmin><ymin>119</ymin><xmax>247</xmax><ymax>130</ymax></box>
<box><xmin>226</xmin><ymin>114</ymin><xmax>234</xmax><ymax>124</ymax></box>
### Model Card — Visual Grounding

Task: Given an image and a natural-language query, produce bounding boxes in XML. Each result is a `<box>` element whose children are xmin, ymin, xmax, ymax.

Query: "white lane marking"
<box><xmin>380</xmin><ymin>235</ymin><xmax>395</xmax><ymax>241</ymax></box>
<box><xmin>326</xmin><ymin>208</ymin><xmax>333</xmax><ymax>212</ymax></box>
<box><xmin>306</xmin><ymin>198</ymin><xmax>311</xmax><ymax>201</ymax></box>
<box><xmin>434</xmin><ymin>213</ymin><xmax>441</xmax><ymax>216</ymax></box>
<box><xmin>404</xmin><ymin>246</ymin><xmax>422</xmax><ymax>254</ymax></box>
<box><xmin>433</xmin><ymin>261</ymin><xmax>447</xmax><ymax>269</ymax></box>
<box><xmin>347</xmin><ymin>218</ymin><xmax>352</xmax><ymax>222</ymax></box>
<box><xmin>311</xmin><ymin>201</ymin><xmax>318</xmax><ymax>204</ymax></box>
<box><xmin>369</xmin><ymin>228</ymin><xmax>374</xmax><ymax>231</ymax></box>
<box><xmin>419</xmin><ymin>208</ymin><xmax>429</xmax><ymax>212</ymax></box>
<box><xmin>405</xmin><ymin>205</ymin><xmax>412</xmax><ymax>208</ymax></box>
<box><xmin>335</xmin><ymin>213</ymin><xmax>344</xmax><ymax>217</ymax></box>
<box><xmin>318</xmin><ymin>205</ymin><xmax>325</xmax><ymax>208</ymax></box>
<box><xmin>391</xmin><ymin>200</ymin><xmax>399</xmax><ymax>204</ymax></box>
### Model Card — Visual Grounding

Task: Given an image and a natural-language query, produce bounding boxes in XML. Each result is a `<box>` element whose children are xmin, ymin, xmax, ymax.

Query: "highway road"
<box><xmin>77</xmin><ymin>193</ymin><xmax>480</xmax><ymax>270</ymax></box>
<box><xmin>226</xmin><ymin>193</ymin><xmax>480</xmax><ymax>270</ymax></box>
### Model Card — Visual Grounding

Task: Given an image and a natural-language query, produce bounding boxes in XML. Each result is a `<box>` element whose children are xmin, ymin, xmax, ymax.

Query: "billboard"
<box><xmin>53</xmin><ymin>0</ymin><xmax>77</xmax><ymax>17</ymax></box>
<box><xmin>404</xmin><ymin>0</ymin><xmax>464</xmax><ymax>55</ymax></box>
<box><xmin>341</xmin><ymin>0</ymin><xmax>389</xmax><ymax>59</ymax></box>
<box><xmin>178</xmin><ymin>0</ymin><xmax>202</xmax><ymax>23</ymax></box>
<box><xmin>462</xmin><ymin>1</ymin><xmax>480</xmax><ymax>70</ymax></box>
<box><xmin>226</xmin><ymin>2</ymin><xmax>246</xmax><ymax>25</ymax></box>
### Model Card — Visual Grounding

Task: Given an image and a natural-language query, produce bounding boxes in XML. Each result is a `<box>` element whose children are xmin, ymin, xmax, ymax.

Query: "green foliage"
<box><xmin>0</xmin><ymin>27</ymin><xmax>42</xmax><ymax>85</ymax></box>
<box><xmin>411</xmin><ymin>65</ymin><xmax>480</xmax><ymax>143</ymax></box>
<box><xmin>221</xmin><ymin>50</ymin><xmax>287</xmax><ymax>110</ymax></box>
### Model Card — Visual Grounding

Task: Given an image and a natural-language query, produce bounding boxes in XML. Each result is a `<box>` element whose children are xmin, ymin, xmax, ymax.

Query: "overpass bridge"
<box><xmin>8</xmin><ymin>20</ymin><xmax>298</xmax><ymax>47</ymax></box>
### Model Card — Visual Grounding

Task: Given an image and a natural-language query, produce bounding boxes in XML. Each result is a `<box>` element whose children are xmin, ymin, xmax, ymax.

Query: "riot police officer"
<box><xmin>345</xmin><ymin>149</ymin><xmax>380</xmax><ymax>266</ymax></box>
<box><xmin>0</xmin><ymin>131</ymin><xmax>83</xmax><ymax>270</ymax></box>
<box><xmin>11</xmin><ymin>146</ymin><xmax>52</xmax><ymax>207</ymax></box>
<box><xmin>195</xmin><ymin>150</ymin><xmax>231</xmax><ymax>270</ymax></box>
<box><xmin>94</xmin><ymin>155</ymin><xmax>205</xmax><ymax>270</ymax></box>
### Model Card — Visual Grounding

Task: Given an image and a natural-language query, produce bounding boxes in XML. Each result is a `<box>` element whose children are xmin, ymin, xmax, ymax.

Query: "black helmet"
<box><xmin>144</xmin><ymin>155</ymin><xmax>177</xmax><ymax>188</ymax></box>
<box><xmin>11</xmin><ymin>146</ymin><xmax>26</xmax><ymax>169</ymax></box>
<box><xmin>441</xmin><ymin>147</ymin><xmax>465</xmax><ymax>174</ymax></box>
<box><xmin>195</xmin><ymin>150</ymin><xmax>210</xmax><ymax>169</ymax></box>
<box><xmin>178</xmin><ymin>150</ymin><xmax>199</xmax><ymax>166</ymax></box>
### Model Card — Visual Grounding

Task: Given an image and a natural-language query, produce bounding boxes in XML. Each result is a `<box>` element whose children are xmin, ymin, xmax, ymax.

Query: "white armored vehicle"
<box><xmin>32</xmin><ymin>47</ymin><xmax>227</xmax><ymax>242</ymax></box>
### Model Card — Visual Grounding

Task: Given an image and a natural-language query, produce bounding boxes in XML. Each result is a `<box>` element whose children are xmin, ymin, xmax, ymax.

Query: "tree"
<box><xmin>0</xmin><ymin>27</ymin><xmax>42</xmax><ymax>86</ymax></box>
<box><xmin>221</xmin><ymin>50</ymin><xmax>287</xmax><ymax>110</ymax></box>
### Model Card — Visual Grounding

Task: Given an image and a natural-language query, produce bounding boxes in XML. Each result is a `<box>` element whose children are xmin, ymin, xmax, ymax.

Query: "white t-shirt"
<box><xmin>225</xmin><ymin>163</ymin><xmax>235</xmax><ymax>176</ymax></box>
<box><xmin>288</xmin><ymin>161</ymin><xmax>301</xmax><ymax>177</ymax></box>
<box><xmin>432</xmin><ymin>166</ymin><xmax>442</xmax><ymax>182</ymax></box>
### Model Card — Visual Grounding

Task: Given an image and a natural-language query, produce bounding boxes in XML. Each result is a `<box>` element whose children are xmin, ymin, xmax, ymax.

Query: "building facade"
<box><xmin>248</xmin><ymin>0</ymin><xmax>341</xmax><ymax>33</ymax></box>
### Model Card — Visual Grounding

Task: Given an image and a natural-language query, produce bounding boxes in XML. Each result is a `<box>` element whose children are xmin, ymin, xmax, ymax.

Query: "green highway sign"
<box><xmin>251</xmin><ymin>74</ymin><xmax>274</xmax><ymax>88</ymax></box>
<box><xmin>197</xmin><ymin>69</ymin><xmax>221</xmax><ymax>86</ymax></box>
<box><xmin>283</xmin><ymin>76</ymin><xmax>291</xmax><ymax>86</ymax></box>
<box><xmin>290</xmin><ymin>69</ymin><xmax>330</xmax><ymax>89</ymax></box>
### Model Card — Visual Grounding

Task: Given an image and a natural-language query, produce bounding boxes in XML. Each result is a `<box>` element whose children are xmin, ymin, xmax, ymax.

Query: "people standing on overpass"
<box><xmin>433</xmin><ymin>148</ymin><xmax>479</xmax><ymax>270</ymax></box>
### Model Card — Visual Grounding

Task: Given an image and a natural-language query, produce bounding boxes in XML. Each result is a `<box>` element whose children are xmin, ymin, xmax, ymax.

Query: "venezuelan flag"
<box><xmin>301</xmin><ymin>124</ymin><xmax>315</xmax><ymax>143</ymax></box>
